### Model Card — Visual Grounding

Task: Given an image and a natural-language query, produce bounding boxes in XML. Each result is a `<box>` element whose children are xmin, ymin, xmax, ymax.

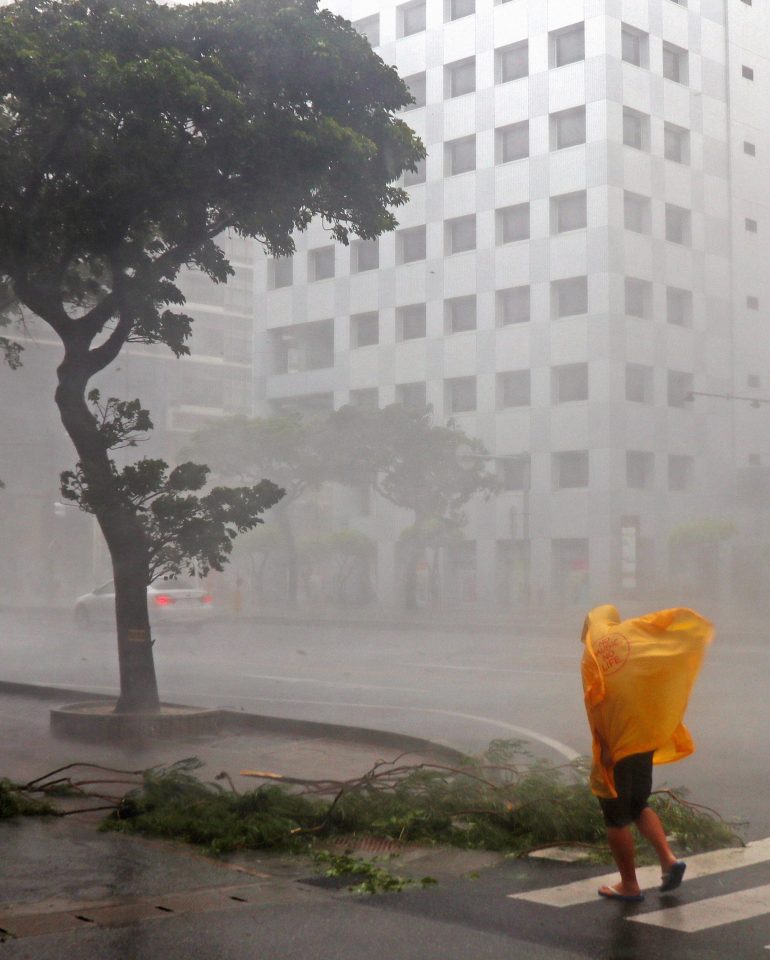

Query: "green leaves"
<box><xmin>60</xmin><ymin>391</ymin><xmax>285</xmax><ymax>582</ymax></box>
<box><xmin>86</xmin><ymin>389</ymin><xmax>153</xmax><ymax>449</ymax></box>
<box><xmin>0</xmin><ymin>0</ymin><xmax>423</xmax><ymax>364</ymax></box>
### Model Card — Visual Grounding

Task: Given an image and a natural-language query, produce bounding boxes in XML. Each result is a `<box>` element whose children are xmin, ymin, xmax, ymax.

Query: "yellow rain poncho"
<box><xmin>581</xmin><ymin>605</ymin><xmax>713</xmax><ymax>799</ymax></box>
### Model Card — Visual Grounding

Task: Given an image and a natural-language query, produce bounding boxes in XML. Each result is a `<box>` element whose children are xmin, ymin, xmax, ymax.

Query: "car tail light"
<box><xmin>201</xmin><ymin>594</ymin><xmax>213</xmax><ymax>604</ymax></box>
<box><xmin>154</xmin><ymin>594</ymin><xmax>175</xmax><ymax>606</ymax></box>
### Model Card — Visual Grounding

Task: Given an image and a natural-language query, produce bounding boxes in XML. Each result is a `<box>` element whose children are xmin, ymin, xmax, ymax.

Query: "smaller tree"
<box><xmin>184</xmin><ymin>412</ymin><xmax>328</xmax><ymax>604</ymax></box>
<box><xmin>303</xmin><ymin>528</ymin><xmax>376</xmax><ymax>605</ymax></box>
<box><xmin>327</xmin><ymin>405</ymin><xmax>500</xmax><ymax>609</ymax></box>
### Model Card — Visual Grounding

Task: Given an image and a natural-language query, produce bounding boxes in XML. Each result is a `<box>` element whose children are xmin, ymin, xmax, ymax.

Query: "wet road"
<box><xmin>1</xmin><ymin>608</ymin><xmax>767</xmax><ymax>837</ymax></box>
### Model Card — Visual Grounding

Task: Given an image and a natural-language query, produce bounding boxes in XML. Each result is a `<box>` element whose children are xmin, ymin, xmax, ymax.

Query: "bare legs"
<box><xmin>599</xmin><ymin>807</ymin><xmax>678</xmax><ymax>898</ymax></box>
<box><xmin>635</xmin><ymin>807</ymin><xmax>678</xmax><ymax>874</ymax></box>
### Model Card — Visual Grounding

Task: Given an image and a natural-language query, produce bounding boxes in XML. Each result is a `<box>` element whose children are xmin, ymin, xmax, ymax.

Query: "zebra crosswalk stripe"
<box><xmin>629</xmin><ymin>882</ymin><xmax>770</xmax><ymax>933</ymax></box>
<box><xmin>508</xmin><ymin>837</ymin><xmax>770</xmax><ymax>908</ymax></box>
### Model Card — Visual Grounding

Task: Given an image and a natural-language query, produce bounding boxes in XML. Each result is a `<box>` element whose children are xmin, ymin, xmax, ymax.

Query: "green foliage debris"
<box><xmin>313</xmin><ymin>851</ymin><xmax>436</xmax><ymax>895</ymax></box>
<box><xmin>102</xmin><ymin>744</ymin><xmax>742</xmax><ymax>869</ymax></box>
<box><xmin>0</xmin><ymin>779</ymin><xmax>56</xmax><ymax>819</ymax></box>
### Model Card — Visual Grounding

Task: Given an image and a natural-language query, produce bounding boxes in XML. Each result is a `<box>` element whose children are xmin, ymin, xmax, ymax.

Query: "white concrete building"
<box><xmin>251</xmin><ymin>0</ymin><xmax>770</xmax><ymax>611</ymax></box>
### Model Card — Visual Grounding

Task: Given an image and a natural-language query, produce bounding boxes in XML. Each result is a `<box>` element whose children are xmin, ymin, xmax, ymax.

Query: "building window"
<box><xmin>740</xmin><ymin>0</ymin><xmax>752</xmax><ymax>5</ymax></box>
<box><xmin>402</xmin><ymin>73</ymin><xmax>426</xmax><ymax>110</ymax></box>
<box><xmin>353</xmin><ymin>14</ymin><xmax>379</xmax><ymax>46</ymax></box>
<box><xmin>667</xmin><ymin>370</ymin><xmax>693</xmax><ymax>408</ymax></box>
<box><xmin>742</xmin><ymin>65</ymin><xmax>754</xmax><ymax>80</ymax></box>
<box><xmin>747</xmin><ymin>295</ymin><xmax>759</xmax><ymax>310</ymax></box>
<box><xmin>498</xmin><ymin>370</ymin><xmax>531</xmax><ymax>408</ymax></box>
<box><xmin>309</xmin><ymin>246</ymin><xmax>335</xmax><ymax>281</ymax></box>
<box><xmin>552</xmin><ymin>363</ymin><xmax>588</xmax><ymax>404</ymax></box>
<box><xmin>398</xmin><ymin>0</ymin><xmax>426</xmax><ymax>37</ymax></box>
<box><xmin>446</xmin><ymin>215</ymin><xmax>476</xmax><ymax>254</ymax></box>
<box><xmin>745</xmin><ymin>217</ymin><xmax>758</xmax><ymax>233</ymax></box>
<box><xmin>352</xmin><ymin>238</ymin><xmax>379</xmax><ymax>273</ymax></box>
<box><xmin>624</xmin><ymin>191</ymin><xmax>651</xmax><ymax>233</ymax></box>
<box><xmin>668</xmin><ymin>454</ymin><xmax>693</xmax><ymax>491</ymax></box>
<box><xmin>627</xmin><ymin>451</ymin><xmax>654</xmax><ymax>489</ymax></box>
<box><xmin>748</xmin><ymin>374</ymin><xmax>761</xmax><ymax>389</ymax></box>
<box><xmin>396</xmin><ymin>381</ymin><xmax>427</xmax><ymax>409</ymax></box>
<box><xmin>404</xmin><ymin>158</ymin><xmax>426</xmax><ymax>186</ymax></box>
<box><xmin>351</xmin><ymin>311</ymin><xmax>379</xmax><ymax>348</ymax></box>
<box><xmin>551</xmin><ymin>106</ymin><xmax>586</xmax><ymax>150</ymax></box>
<box><xmin>445</xmin><ymin>135</ymin><xmax>476</xmax><ymax>176</ymax></box>
<box><xmin>497</xmin><ymin>286</ymin><xmax>530</xmax><ymax>326</ymax></box>
<box><xmin>271</xmin><ymin>319</ymin><xmax>334</xmax><ymax>373</ymax></box>
<box><xmin>397</xmin><ymin>303</ymin><xmax>427</xmax><ymax>340</ymax></box>
<box><xmin>551</xmin><ymin>190</ymin><xmax>587</xmax><ymax>233</ymax></box>
<box><xmin>497</xmin><ymin>203</ymin><xmax>530</xmax><ymax>244</ymax></box>
<box><xmin>445</xmin><ymin>295</ymin><xmax>476</xmax><ymax>333</ymax></box>
<box><xmin>621</xmin><ymin>24</ymin><xmax>648</xmax><ymax>67</ymax></box>
<box><xmin>500</xmin><ymin>455</ymin><xmax>530</xmax><ymax>491</ymax></box>
<box><xmin>552</xmin><ymin>276</ymin><xmax>588</xmax><ymax>318</ymax></box>
<box><xmin>446</xmin><ymin>376</ymin><xmax>476</xmax><ymax>413</ymax></box>
<box><xmin>626</xmin><ymin>363</ymin><xmax>653</xmax><ymax>404</ymax></box>
<box><xmin>270</xmin><ymin>257</ymin><xmax>293</xmax><ymax>289</ymax></box>
<box><xmin>625</xmin><ymin>277</ymin><xmax>651</xmax><ymax>319</ymax></box>
<box><xmin>350</xmin><ymin>388</ymin><xmax>379</xmax><ymax>411</ymax></box>
<box><xmin>496</xmin><ymin>121</ymin><xmax>529</xmax><ymax>163</ymax></box>
<box><xmin>446</xmin><ymin>0</ymin><xmax>474</xmax><ymax>22</ymax></box>
<box><xmin>662</xmin><ymin>42</ymin><xmax>688</xmax><ymax>84</ymax></box>
<box><xmin>495</xmin><ymin>40</ymin><xmax>528</xmax><ymax>83</ymax></box>
<box><xmin>665</xmin><ymin>204</ymin><xmax>691</xmax><ymax>245</ymax></box>
<box><xmin>445</xmin><ymin>57</ymin><xmax>476</xmax><ymax>98</ymax></box>
<box><xmin>553</xmin><ymin>451</ymin><xmax>589</xmax><ymax>489</ymax></box>
<box><xmin>667</xmin><ymin>286</ymin><xmax>693</xmax><ymax>327</ymax></box>
<box><xmin>623</xmin><ymin>107</ymin><xmax>650</xmax><ymax>150</ymax></box>
<box><xmin>397</xmin><ymin>226</ymin><xmax>426</xmax><ymax>263</ymax></box>
<box><xmin>744</xmin><ymin>141</ymin><xmax>756</xmax><ymax>156</ymax></box>
<box><xmin>664</xmin><ymin>122</ymin><xmax>690</xmax><ymax>164</ymax></box>
<box><xmin>549</xmin><ymin>23</ymin><xmax>585</xmax><ymax>68</ymax></box>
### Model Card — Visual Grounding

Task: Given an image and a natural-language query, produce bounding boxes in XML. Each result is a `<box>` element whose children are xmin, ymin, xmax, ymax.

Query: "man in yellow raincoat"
<box><xmin>581</xmin><ymin>605</ymin><xmax>713</xmax><ymax>902</ymax></box>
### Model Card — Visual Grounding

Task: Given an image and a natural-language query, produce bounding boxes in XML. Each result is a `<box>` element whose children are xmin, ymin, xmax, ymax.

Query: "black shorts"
<box><xmin>598</xmin><ymin>751</ymin><xmax>654</xmax><ymax>828</ymax></box>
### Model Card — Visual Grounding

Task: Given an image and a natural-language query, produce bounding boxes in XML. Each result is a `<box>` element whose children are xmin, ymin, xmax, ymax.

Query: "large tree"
<box><xmin>0</xmin><ymin>0</ymin><xmax>423</xmax><ymax>710</ymax></box>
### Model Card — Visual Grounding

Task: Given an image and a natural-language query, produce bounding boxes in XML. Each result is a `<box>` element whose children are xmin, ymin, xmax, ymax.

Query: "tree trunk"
<box><xmin>403</xmin><ymin>543</ymin><xmax>421</xmax><ymax>611</ymax></box>
<box><xmin>55</xmin><ymin>353</ymin><xmax>160</xmax><ymax>713</ymax></box>
<box><xmin>275</xmin><ymin>504</ymin><xmax>299</xmax><ymax>606</ymax></box>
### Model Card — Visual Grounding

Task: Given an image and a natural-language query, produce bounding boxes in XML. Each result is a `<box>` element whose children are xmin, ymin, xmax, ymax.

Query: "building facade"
<box><xmin>252</xmin><ymin>0</ymin><xmax>770</xmax><ymax>611</ymax></box>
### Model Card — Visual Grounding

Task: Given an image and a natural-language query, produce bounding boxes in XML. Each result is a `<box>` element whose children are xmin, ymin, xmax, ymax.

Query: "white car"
<box><xmin>74</xmin><ymin>578</ymin><xmax>215</xmax><ymax>630</ymax></box>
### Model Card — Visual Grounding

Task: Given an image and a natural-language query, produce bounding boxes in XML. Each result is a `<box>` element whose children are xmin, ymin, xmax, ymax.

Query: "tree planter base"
<box><xmin>50</xmin><ymin>701</ymin><xmax>225</xmax><ymax>743</ymax></box>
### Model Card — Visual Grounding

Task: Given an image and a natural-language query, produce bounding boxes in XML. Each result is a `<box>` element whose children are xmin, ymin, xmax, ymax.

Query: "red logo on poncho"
<box><xmin>594</xmin><ymin>633</ymin><xmax>630</xmax><ymax>675</ymax></box>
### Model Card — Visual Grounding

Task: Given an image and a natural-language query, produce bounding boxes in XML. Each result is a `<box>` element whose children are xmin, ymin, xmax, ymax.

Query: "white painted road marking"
<box><xmin>401</xmin><ymin>662</ymin><xmax>574</xmax><ymax>678</ymax></box>
<box><xmin>629</xmin><ymin>882</ymin><xmax>770</xmax><ymax>933</ymax></box>
<box><xmin>21</xmin><ymin>683</ymin><xmax>580</xmax><ymax>761</ymax></box>
<box><xmin>240</xmin><ymin>674</ymin><xmax>430</xmax><ymax>694</ymax></box>
<box><xmin>510</xmin><ymin>837</ymin><xmax>770</xmax><ymax>907</ymax></box>
<box><xmin>231</xmin><ymin>698</ymin><xmax>581</xmax><ymax>761</ymax></box>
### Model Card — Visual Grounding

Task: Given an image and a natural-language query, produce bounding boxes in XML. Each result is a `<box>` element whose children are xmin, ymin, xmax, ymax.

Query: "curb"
<box><xmin>0</xmin><ymin>679</ymin><xmax>469</xmax><ymax>766</ymax></box>
<box><xmin>0</xmin><ymin>605</ymin><xmax>574</xmax><ymax>635</ymax></box>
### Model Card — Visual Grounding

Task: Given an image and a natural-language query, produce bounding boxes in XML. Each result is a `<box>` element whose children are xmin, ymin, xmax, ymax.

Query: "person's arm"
<box><xmin>588</xmin><ymin>703</ymin><xmax>613</xmax><ymax>768</ymax></box>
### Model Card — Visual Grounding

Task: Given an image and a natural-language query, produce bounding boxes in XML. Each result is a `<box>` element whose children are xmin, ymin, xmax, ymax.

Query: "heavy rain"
<box><xmin>0</xmin><ymin>0</ymin><xmax>768</xmax><ymax>956</ymax></box>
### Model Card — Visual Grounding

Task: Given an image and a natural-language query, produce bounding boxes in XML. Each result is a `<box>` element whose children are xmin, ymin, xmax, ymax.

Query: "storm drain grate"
<box><xmin>0</xmin><ymin>883</ymin><xmax>268</xmax><ymax>940</ymax></box>
<box><xmin>328</xmin><ymin>836</ymin><xmax>411</xmax><ymax>856</ymax></box>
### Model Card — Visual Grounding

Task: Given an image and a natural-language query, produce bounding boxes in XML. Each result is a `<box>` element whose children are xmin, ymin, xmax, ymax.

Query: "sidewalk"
<box><xmin>0</xmin><ymin>685</ymin><xmax>465</xmax><ymax>800</ymax></box>
<box><xmin>0</xmin><ymin>685</ymin><xmax>506</xmax><ymax>948</ymax></box>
